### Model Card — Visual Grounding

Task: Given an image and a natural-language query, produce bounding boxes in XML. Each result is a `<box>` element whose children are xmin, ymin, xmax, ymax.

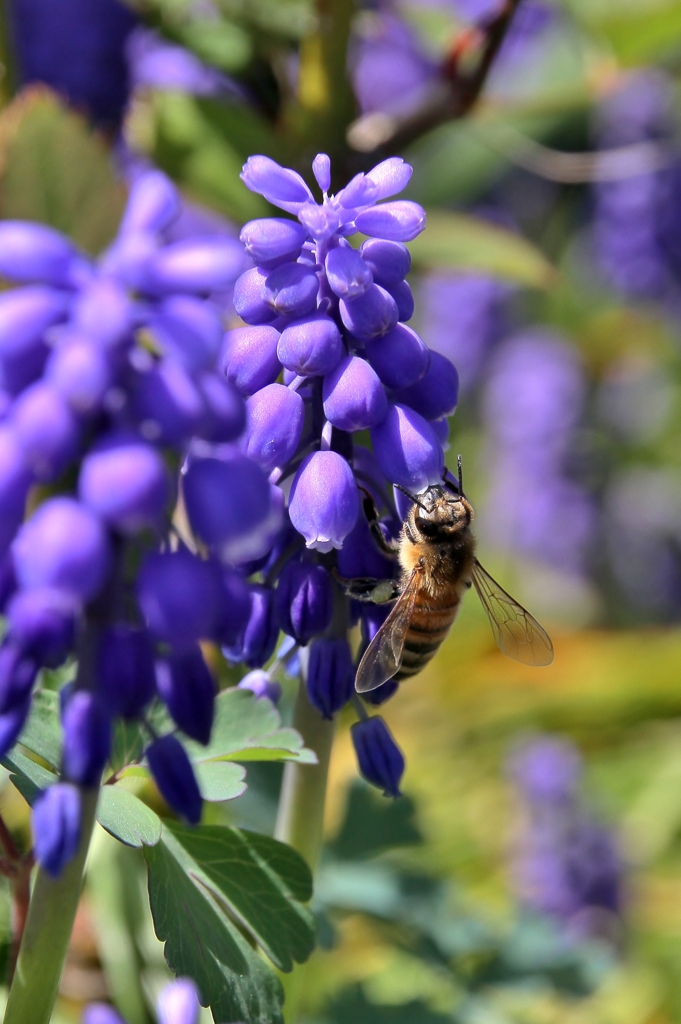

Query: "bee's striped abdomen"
<box><xmin>395</xmin><ymin>589</ymin><xmax>461</xmax><ymax>680</ymax></box>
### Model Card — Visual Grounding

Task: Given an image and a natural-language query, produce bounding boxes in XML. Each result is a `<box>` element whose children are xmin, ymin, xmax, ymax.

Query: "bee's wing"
<box><xmin>355</xmin><ymin>568</ymin><xmax>422</xmax><ymax>693</ymax></box>
<box><xmin>471</xmin><ymin>558</ymin><xmax>554</xmax><ymax>667</ymax></box>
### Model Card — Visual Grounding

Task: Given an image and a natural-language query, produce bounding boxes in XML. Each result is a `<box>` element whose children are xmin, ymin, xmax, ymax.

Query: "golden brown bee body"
<box><xmin>355</xmin><ymin>484</ymin><xmax>553</xmax><ymax>694</ymax></box>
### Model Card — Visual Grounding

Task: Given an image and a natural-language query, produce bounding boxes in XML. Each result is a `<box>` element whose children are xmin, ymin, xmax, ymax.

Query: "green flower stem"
<box><xmin>3</xmin><ymin>786</ymin><xmax>99</xmax><ymax>1024</ymax></box>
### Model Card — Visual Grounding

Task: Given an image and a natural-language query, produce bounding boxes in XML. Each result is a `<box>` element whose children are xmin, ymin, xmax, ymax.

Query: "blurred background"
<box><xmin>2</xmin><ymin>0</ymin><xmax>681</xmax><ymax>1020</ymax></box>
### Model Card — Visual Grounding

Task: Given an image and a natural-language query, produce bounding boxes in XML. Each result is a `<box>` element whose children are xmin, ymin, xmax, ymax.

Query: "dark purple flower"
<box><xmin>275</xmin><ymin>561</ymin><xmax>333</xmax><ymax>646</ymax></box>
<box><xmin>325</xmin><ymin>248</ymin><xmax>373</xmax><ymax>299</ymax></box>
<box><xmin>351</xmin><ymin>716</ymin><xmax>405</xmax><ymax>797</ymax></box>
<box><xmin>97</xmin><ymin>625</ymin><xmax>156</xmax><ymax>719</ymax></box>
<box><xmin>131</xmin><ymin>358</ymin><xmax>204</xmax><ymax>446</ymax></box>
<box><xmin>396</xmin><ymin>351</ymin><xmax>459</xmax><ymax>421</ymax></box>
<box><xmin>0</xmin><ymin>692</ymin><xmax>31</xmax><ymax>758</ymax></box>
<box><xmin>225</xmin><ymin>585</ymin><xmax>278</xmax><ymax>668</ymax></box>
<box><xmin>182</xmin><ymin>454</ymin><xmax>273</xmax><ymax>560</ymax></box>
<box><xmin>0</xmin><ymin>286</ymin><xmax>67</xmax><ymax>394</ymax></box>
<box><xmin>209</xmin><ymin>569</ymin><xmax>251</xmax><ymax>647</ymax></box>
<box><xmin>277</xmin><ymin>312</ymin><xmax>343</xmax><ymax>376</ymax></box>
<box><xmin>371</xmin><ymin>404</ymin><xmax>444</xmax><ymax>492</ymax></box>
<box><xmin>360</xmin><ymin>239</ymin><xmax>411</xmax><ymax>288</ymax></box>
<box><xmin>306</xmin><ymin>639</ymin><xmax>354</xmax><ymax>718</ymax></box>
<box><xmin>151</xmin><ymin>295</ymin><xmax>223</xmax><ymax>374</ymax></box>
<box><xmin>0</xmin><ymin>642</ymin><xmax>37</xmax><ymax>714</ymax></box>
<box><xmin>146</xmin><ymin>734</ymin><xmax>202</xmax><ymax>824</ymax></box>
<box><xmin>322</xmin><ymin>355</ymin><xmax>387</xmax><ymax>431</ymax></box>
<box><xmin>0</xmin><ymin>428</ymin><xmax>32</xmax><ymax>555</ymax></box>
<box><xmin>33</xmin><ymin>783</ymin><xmax>81</xmax><ymax>878</ymax></box>
<box><xmin>195</xmin><ymin>373</ymin><xmax>245</xmax><ymax>443</ymax></box>
<box><xmin>289</xmin><ymin>451</ymin><xmax>359</xmax><ymax>553</ymax></box>
<box><xmin>241</xmin><ymin>384</ymin><xmax>305</xmax><ymax>473</ymax></box>
<box><xmin>10</xmin><ymin>381</ymin><xmax>80</xmax><ymax>481</ymax></box>
<box><xmin>155</xmin><ymin>647</ymin><xmax>215</xmax><ymax>745</ymax></box>
<box><xmin>79</xmin><ymin>433</ymin><xmax>169</xmax><ymax>534</ymax></box>
<box><xmin>221</xmin><ymin>325</ymin><xmax>281</xmax><ymax>395</ymax></box>
<box><xmin>263</xmin><ymin>262</ymin><xmax>319</xmax><ymax>318</ymax></box>
<box><xmin>62</xmin><ymin>690</ymin><xmax>111</xmax><ymax>787</ymax></box>
<box><xmin>233</xmin><ymin>267</ymin><xmax>278</xmax><ymax>325</ymax></box>
<box><xmin>339</xmin><ymin>284</ymin><xmax>399</xmax><ymax>341</ymax></box>
<box><xmin>7</xmin><ymin>588</ymin><xmax>76</xmax><ymax>667</ymax></box>
<box><xmin>365</xmin><ymin>323</ymin><xmax>430</xmax><ymax>390</ymax></box>
<box><xmin>136</xmin><ymin>549</ymin><xmax>222</xmax><ymax>650</ymax></box>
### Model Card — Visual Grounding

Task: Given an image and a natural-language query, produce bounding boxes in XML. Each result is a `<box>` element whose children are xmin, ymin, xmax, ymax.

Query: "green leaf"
<box><xmin>0</xmin><ymin>87</ymin><xmax>126</xmax><ymax>253</ymax></box>
<box><xmin>145</xmin><ymin>821</ymin><xmax>315</xmax><ymax>1024</ymax></box>
<box><xmin>407</xmin><ymin>210</ymin><xmax>557</xmax><ymax>289</ymax></box>
<box><xmin>16</xmin><ymin>688</ymin><xmax>61</xmax><ymax>769</ymax></box>
<box><xmin>329</xmin><ymin>782</ymin><xmax>423</xmax><ymax>861</ymax></box>
<box><xmin>109</xmin><ymin>719</ymin><xmax>146</xmax><ymax>775</ymax></box>
<box><xmin>194</xmin><ymin>760</ymin><xmax>247</xmax><ymax>802</ymax></box>
<box><xmin>3</xmin><ymin>748</ymin><xmax>57</xmax><ymax>805</ymax></box>
<box><xmin>97</xmin><ymin>786</ymin><xmax>162</xmax><ymax>848</ymax></box>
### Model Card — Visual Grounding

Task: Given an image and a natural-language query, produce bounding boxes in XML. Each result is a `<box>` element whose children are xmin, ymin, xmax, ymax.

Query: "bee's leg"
<box><xmin>333</xmin><ymin>571</ymin><xmax>400</xmax><ymax>605</ymax></box>
<box><xmin>359</xmin><ymin>489</ymin><xmax>400</xmax><ymax>559</ymax></box>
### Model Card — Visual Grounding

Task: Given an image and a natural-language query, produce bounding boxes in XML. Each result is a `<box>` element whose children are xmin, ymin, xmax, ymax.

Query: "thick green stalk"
<box><xmin>3</xmin><ymin>787</ymin><xmax>99</xmax><ymax>1024</ymax></box>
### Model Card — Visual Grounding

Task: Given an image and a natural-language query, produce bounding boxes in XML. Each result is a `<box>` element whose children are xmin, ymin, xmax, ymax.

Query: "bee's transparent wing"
<box><xmin>355</xmin><ymin>569</ymin><xmax>421</xmax><ymax>692</ymax></box>
<box><xmin>471</xmin><ymin>558</ymin><xmax>554</xmax><ymax>667</ymax></box>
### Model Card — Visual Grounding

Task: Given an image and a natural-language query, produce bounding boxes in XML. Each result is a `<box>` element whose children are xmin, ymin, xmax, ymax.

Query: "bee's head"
<box><xmin>409</xmin><ymin>485</ymin><xmax>473</xmax><ymax>538</ymax></box>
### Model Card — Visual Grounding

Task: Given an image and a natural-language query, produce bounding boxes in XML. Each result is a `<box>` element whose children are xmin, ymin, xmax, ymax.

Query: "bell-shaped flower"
<box><xmin>360</xmin><ymin>238</ymin><xmax>410</xmax><ymax>287</ymax></box>
<box><xmin>241</xmin><ymin>383</ymin><xmax>304</xmax><ymax>473</ymax></box>
<box><xmin>13</xmin><ymin>498</ymin><xmax>112</xmax><ymax>601</ymax></box>
<box><xmin>340</xmin><ymin>284</ymin><xmax>398</xmax><ymax>340</ymax></box>
<box><xmin>289</xmin><ymin>451</ymin><xmax>359</xmax><ymax>552</ymax></box>
<box><xmin>195</xmin><ymin>373</ymin><xmax>245</xmax><ymax>443</ymax></box>
<box><xmin>156</xmin><ymin>646</ymin><xmax>215</xmax><ymax>745</ymax></box>
<box><xmin>396</xmin><ymin>350</ymin><xmax>459</xmax><ymax>420</ymax></box>
<box><xmin>182</xmin><ymin>454</ymin><xmax>272</xmax><ymax>559</ymax></box>
<box><xmin>132</xmin><ymin>358</ymin><xmax>204</xmax><ymax>445</ymax></box>
<box><xmin>210</xmin><ymin>569</ymin><xmax>251</xmax><ymax>647</ymax></box>
<box><xmin>146</xmin><ymin>238</ymin><xmax>244</xmax><ymax>294</ymax></box>
<box><xmin>119</xmin><ymin>170</ymin><xmax>181</xmax><ymax>236</ymax></box>
<box><xmin>233</xmin><ymin>266</ymin><xmax>277</xmax><ymax>325</ymax></box>
<box><xmin>0</xmin><ymin>641</ymin><xmax>37</xmax><ymax>714</ymax></box>
<box><xmin>263</xmin><ymin>262</ymin><xmax>319</xmax><ymax>318</ymax></box>
<box><xmin>137</xmin><ymin>549</ymin><xmax>222</xmax><ymax>650</ymax></box>
<box><xmin>238</xmin><ymin>670</ymin><xmax>282</xmax><ymax>704</ymax></box>
<box><xmin>62</xmin><ymin>690</ymin><xmax>111</xmax><ymax>787</ymax></box>
<box><xmin>10</xmin><ymin>381</ymin><xmax>80</xmax><ymax>482</ymax></box>
<box><xmin>351</xmin><ymin>716</ymin><xmax>405</xmax><ymax>796</ymax></box>
<box><xmin>275</xmin><ymin>561</ymin><xmax>333</xmax><ymax>646</ymax></box>
<box><xmin>7</xmin><ymin>588</ymin><xmax>76</xmax><ymax>668</ymax></box>
<box><xmin>307</xmin><ymin>638</ymin><xmax>354</xmax><ymax>719</ymax></box>
<box><xmin>224</xmin><ymin>585</ymin><xmax>278</xmax><ymax>668</ymax></box>
<box><xmin>157</xmin><ymin>978</ymin><xmax>201</xmax><ymax>1024</ymax></box>
<box><xmin>355</xmin><ymin>201</ymin><xmax>426</xmax><ymax>242</ymax></box>
<box><xmin>151</xmin><ymin>295</ymin><xmax>223</xmax><ymax>373</ymax></box>
<box><xmin>33</xmin><ymin>783</ymin><xmax>81</xmax><ymax>878</ymax></box>
<box><xmin>221</xmin><ymin>325</ymin><xmax>281</xmax><ymax>396</ymax></box>
<box><xmin>45</xmin><ymin>332</ymin><xmax>115</xmax><ymax>415</ymax></box>
<box><xmin>240</xmin><ymin>217</ymin><xmax>308</xmax><ymax>268</ymax></box>
<box><xmin>365</xmin><ymin>323</ymin><xmax>430</xmax><ymax>390</ymax></box>
<box><xmin>371</xmin><ymin>404</ymin><xmax>444</xmax><ymax>492</ymax></box>
<box><xmin>79</xmin><ymin>433</ymin><xmax>169</xmax><ymax>535</ymax></box>
<box><xmin>0</xmin><ymin>286</ymin><xmax>68</xmax><ymax>393</ymax></box>
<box><xmin>96</xmin><ymin>625</ymin><xmax>156</xmax><ymax>719</ymax></box>
<box><xmin>277</xmin><ymin>312</ymin><xmax>343</xmax><ymax>376</ymax></box>
<box><xmin>322</xmin><ymin>355</ymin><xmax>387</xmax><ymax>431</ymax></box>
<box><xmin>325</xmin><ymin>248</ymin><xmax>373</xmax><ymax>299</ymax></box>
<box><xmin>365</xmin><ymin>157</ymin><xmax>413</xmax><ymax>200</ymax></box>
<box><xmin>0</xmin><ymin>222</ymin><xmax>80</xmax><ymax>286</ymax></box>
<box><xmin>146</xmin><ymin>734</ymin><xmax>202</xmax><ymax>825</ymax></box>
<box><xmin>241</xmin><ymin>155</ymin><xmax>315</xmax><ymax>214</ymax></box>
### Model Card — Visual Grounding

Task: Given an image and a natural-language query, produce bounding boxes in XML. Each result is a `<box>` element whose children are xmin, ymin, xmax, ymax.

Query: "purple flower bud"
<box><xmin>13</xmin><ymin>498</ymin><xmax>112</xmax><ymax>601</ymax></box>
<box><xmin>430</xmin><ymin>417</ymin><xmax>449</xmax><ymax>448</ymax></box>
<box><xmin>146</xmin><ymin>734</ymin><xmax>202</xmax><ymax>824</ymax></box>
<box><xmin>241</xmin><ymin>156</ymin><xmax>314</xmax><ymax>214</ymax></box>
<box><xmin>0</xmin><ymin>692</ymin><xmax>31</xmax><ymax>758</ymax></box>
<box><xmin>275</xmin><ymin>561</ymin><xmax>333</xmax><ymax>646</ymax></box>
<box><xmin>340</xmin><ymin>284</ymin><xmax>398</xmax><ymax>340</ymax></box>
<box><xmin>7</xmin><ymin>588</ymin><xmax>75</xmax><ymax>667</ymax></box>
<box><xmin>137</xmin><ymin>550</ymin><xmax>221</xmax><ymax>650</ymax></box>
<box><xmin>195</xmin><ymin>373</ymin><xmax>245</xmax><ymax>443</ymax></box>
<box><xmin>0</xmin><ymin>222</ymin><xmax>78</xmax><ymax>286</ymax></box>
<box><xmin>240</xmin><ymin>218</ymin><xmax>308</xmax><ymax>268</ymax></box>
<box><xmin>325</xmin><ymin>248</ymin><xmax>373</xmax><ymax>299</ymax></box>
<box><xmin>157</xmin><ymin>978</ymin><xmax>201</xmax><ymax>1024</ymax></box>
<box><xmin>388</xmin><ymin>279</ymin><xmax>414</xmax><ymax>321</ymax></box>
<box><xmin>312</xmin><ymin>153</ymin><xmax>331</xmax><ymax>193</ymax></box>
<box><xmin>336</xmin><ymin>511</ymin><xmax>396</xmax><ymax>581</ymax></box>
<box><xmin>360</xmin><ymin>238</ymin><xmax>411</xmax><ymax>288</ymax></box>
<box><xmin>210</xmin><ymin>569</ymin><xmax>251</xmax><ymax>647</ymax></box>
<box><xmin>97</xmin><ymin>625</ymin><xmax>156</xmax><ymax>719</ymax></box>
<box><xmin>0</xmin><ymin>287</ymin><xmax>68</xmax><ymax>393</ymax></box>
<box><xmin>151</xmin><ymin>295</ymin><xmax>223</xmax><ymax>373</ymax></box>
<box><xmin>221</xmin><ymin>325</ymin><xmax>281</xmax><ymax>395</ymax></box>
<box><xmin>147</xmin><ymin>238</ymin><xmax>244</xmax><ymax>294</ymax></box>
<box><xmin>351</xmin><ymin>716</ymin><xmax>404</xmax><ymax>796</ymax></box>
<box><xmin>307</xmin><ymin>639</ymin><xmax>354</xmax><ymax>718</ymax></box>
<box><xmin>45</xmin><ymin>333</ymin><xmax>115</xmax><ymax>414</ymax></box>
<box><xmin>0</xmin><ymin>642</ymin><xmax>37</xmax><ymax>714</ymax></box>
<box><xmin>62</xmin><ymin>690</ymin><xmax>111</xmax><ymax>787</ymax></box>
<box><xmin>72</xmin><ymin>278</ymin><xmax>132</xmax><ymax>348</ymax></box>
<box><xmin>102</xmin><ymin>231</ymin><xmax>158</xmax><ymax>292</ymax></box>
<box><xmin>232</xmin><ymin>267</ymin><xmax>277</xmax><ymax>325</ymax></box>
<box><xmin>10</xmin><ymin>381</ymin><xmax>80</xmax><ymax>482</ymax></box>
<box><xmin>83</xmin><ymin>1005</ymin><xmax>126</xmax><ymax>1024</ymax></box>
<box><xmin>183</xmin><ymin>454</ymin><xmax>272</xmax><ymax>559</ymax></box>
<box><xmin>132</xmin><ymin>359</ymin><xmax>204</xmax><ymax>445</ymax></box>
<box><xmin>238</xmin><ymin>670</ymin><xmax>281</xmax><ymax>704</ymax></box>
<box><xmin>0</xmin><ymin>428</ymin><xmax>32</xmax><ymax>554</ymax></box>
<box><xmin>225</xmin><ymin>585</ymin><xmax>278</xmax><ymax>668</ymax></box>
<box><xmin>156</xmin><ymin>646</ymin><xmax>215</xmax><ymax>745</ymax></box>
<box><xmin>290</xmin><ymin>451</ymin><xmax>359</xmax><ymax>552</ymax></box>
<box><xmin>241</xmin><ymin>383</ymin><xmax>304</xmax><ymax>473</ymax></box>
<box><xmin>364</xmin><ymin>323</ymin><xmax>430</xmax><ymax>390</ymax></box>
<box><xmin>298</xmin><ymin>202</ymin><xmax>339</xmax><ymax>242</ymax></box>
<box><xmin>322</xmin><ymin>355</ymin><xmax>387</xmax><ymax>431</ymax></box>
<box><xmin>354</xmin><ymin>201</ymin><xmax>426</xmax><ymax>242</ymax></box>
<box><xmin>0</xmin><ymin>554</ymin><xmax>16</xmax><ymax>611</ymax></box>
<box><xmin>33</xmin><ymin>783</ymin><xmax>81</xmax><ymax>877</ymax></box>
<box><xmin>366</xmin><ymin>157</ymin><xmax>413</xmax><ymax>200</ymax></box>
<box><xmin>79</xmin><ymin>434</ymin><xmax>169</xmax><ymax>534</ymax></box>
<box><xmin>396</xmin><ymin>350</ymin><xmax>459</xmax><ymax>420</ymax></box>
<box><xmin>371</xmin><ymin>404</ymin><xmax>444</xmax><ymax>492</ymax></box>
<box><xmin>360</xmin><ymin>678</ymin><xmax>399</xmax><ymax>707</ymax></box>
<box><xmin>277</xmin><ymin>312</ymin><xmax>343</xmax><ymax>376</ymax></box>
<box><xmin>263</xmin><ymin>262</ymin><xmax>319</xmax><ymax>318</ymax></box>
<box><xmin>119</xmin><ymin>170</ymin><xmax>181</xmax><ymax>235</ymax></box>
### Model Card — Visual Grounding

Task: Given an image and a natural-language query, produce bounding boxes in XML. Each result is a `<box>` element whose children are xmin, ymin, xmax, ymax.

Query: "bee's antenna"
<box><xmin>457</xmin><ymin>454</ymin><xmax>464</xmax><ymax>497</ymax></box>
<box><xmin>394</xmin><ymin>482</ymin><xmax>428</xmax><ymax>511</ymax></box>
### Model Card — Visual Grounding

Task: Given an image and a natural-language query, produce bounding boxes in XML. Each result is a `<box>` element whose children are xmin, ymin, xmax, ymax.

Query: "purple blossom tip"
<box><xmin>241</xmin><ymin>383</ymin><xmax>305</xmax><ymax>474</ymax></box>
<box><xmin>275</xmin><ymin>561</ymin><xmax>333</xmax><ymax>646</ymax></box>
<box><xmin>33</xmin><ymin>783</ymin><xmax>81</xmax><ymax>877</ymax></box>
<box><xmin>156</xmin><ymin>646</ymin><xmax>215</xmax><ymax>745</ymax></box>
<box><xmin>354</xmin><ymin>201</ymin><xmax>426</xmax><ymax>242</ymax></box>
<box><xmin>351</xmin><ymin>716</ymin><xmax>405</xmax><ymax>797</ymax></box>
<box><xmin>240</xmin><ymin>155</ymin><xmax>314</xmax><ymax>214</ymax></box>
<box><xmin>307</xmin><ymin>638</ymin><xmax>354</xmax><ymax>718</ymax></box>
<box><xmin>120</xmin><ymin>170</ymin><xmax>181</xmax><ymax>236</ymax></box>
<box><xmin>312</xmin><ymin>153</ymin><xmax>331</xmax><ymax>193</ymax></box>
<box><xmin>289</xmin><ymin>451</ymin><xmax>359</xmax><ymax>552</ymax></box>
<box><xmin>370</xmin><ymin>404</ymin><xmax>444</xmax><ymax>492</ymax></box>
<box><xmin>146</xmin><ymin>734</ymin><xmax>203</xmax><ymax>824</ymax></box>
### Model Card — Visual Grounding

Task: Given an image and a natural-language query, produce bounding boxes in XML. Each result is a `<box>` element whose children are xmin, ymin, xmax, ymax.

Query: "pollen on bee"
<box><xmin>371</xmin><ymin>580</ymin><xmax>397</xmax><ymax>604</ymax></box>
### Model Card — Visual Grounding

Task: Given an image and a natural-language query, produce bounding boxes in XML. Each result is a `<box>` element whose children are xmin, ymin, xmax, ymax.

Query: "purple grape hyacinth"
<box><xmin>84</xmin><ymin>977</ymin><xmax>200</xmax><ymax>1024</ymax></box>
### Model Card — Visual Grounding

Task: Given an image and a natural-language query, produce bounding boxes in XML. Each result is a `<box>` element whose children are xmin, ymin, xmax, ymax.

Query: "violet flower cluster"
<box><xmin>0</xmin><ymin>168</ymin><xmax>283</xmax><ymax>876</ymax></box>
<box><xmin>84</xmin><ymin>978</ymin><xmax>200</xmax><ymax>1024</ymax></box>
<box><xmin>229</xmin><ymin>152</ymin><xmax>458</xmax><ymax>797</ymax></box>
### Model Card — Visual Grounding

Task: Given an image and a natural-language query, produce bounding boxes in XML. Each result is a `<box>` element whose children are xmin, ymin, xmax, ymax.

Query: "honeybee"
<box><xmin>353</xmin><ymin>462</ymin><xmax>554</xmax><ymax>693</ymax></box>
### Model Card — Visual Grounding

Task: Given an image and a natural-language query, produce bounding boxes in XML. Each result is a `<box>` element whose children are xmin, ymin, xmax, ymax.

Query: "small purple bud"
<box><xmin>13</xmin><ymin>498</ymin><xmax>112</xmax><ymax>601</ymax></box>
<box><xmin>322</xmin><ymin>355</ymin><xmax>387</xmax><ymax>431</ymax></box>
<box><xmin>233</xmin><ymin>267</ymin><xmax>277</xmax><ymax>325</ymax></box>
<box><xmin>351</xmin><ymin>716</ymin><xmax>405</xmax><ymax>796</ymax></box>
<box><xmin>275</xmin><ymin>561</ymin><xmax>333</xmax><ymax>646</ymax></box>
<box><xmin>0</xmin><ymin>222</ymin><xmax>78</xmax><ymax>286</ymax></box>
<box><xmin>366</xmin><ymin>157</ymin><xmax>413</xmax><ymax>200</ymax></box>
<box><xmin>97</xmin><ymin>625</ymin><xmax>156</xmax><ymax>719</ymax></box>
<box><xmin>0</xmin><ymin>642</ymin><xmax>37</xmax><ymax>714</ymax></box>
<box><xmin>183</xmin><ymin>454</ymin><xmax>272</xmax><ymax>558</ymax></box>
<box><xmin>325</xmin><ymin>248</ymin><xmax>373</xmax><ymax>299</ymax></box>
<box><xmin>137</xmin><ymin>550</ymin><xmax>222</xmax><ymax>650</ymax></box>
<box><xmin>241</xmin><ymin>156</ymin><xmax>315</xmax><ymax>214</ymax></box>
<box><xmin>0</xmin><ymin>692</ymin><xmax>31</xmax><ymax>758</ymax></box>
<box><xmin>152</xmin><ymin>295</ymin><xmax>223</xmax><ymax>373</ymax></box>
<box><xmin>240</xmin><ymin>218</ymin><xmax>308</xmax><ymax>268</ymax></box>
<box><xmin>146</xmin><ymin>734</ymin><xmax>202</xmax><ymax>824</ymax></box>
<box><xmin>62</xmin><ymin>691</ymin><xmax>111</xmax><ymax>787</ymax></box>
<box><xmin>241</xmin><ymin>383</ymin><xmax>304</xmax><ymax>473</ymax></box>
<box><xmin>221</xmin><ymin>325</ymin><xmax>281</xmax><ymax>395</ymax></box>
<box><xmin>210</xmin><ymin>569</ymin><xmax>251</xmax><ymax>647</ymax></box>
<box><xmin>72</xmin><ymin>278</ymin><xmax>132</xmax><ymax>348</ymax></box>
<box><xmin>307</xmin><ymin>639</ymin><xmax>354</xmax><ymax>719</ymax></box>
<box><xmin>83</xmin><ymin>1005</ymin><xmax>126</xmax><ymax>1024</ymax></box>
<box><xmin>312</xmin><ymin>153</ymin><xmax>331</xmax><ymax>193</ymax></box>
<box><xmin>132</xmin><ymin>359</ymin><xmax>204</xmax><ymax>445</ymax></box>
<box><xmin>102</xmin><ymin>231</ymin><xmax>158</xmax><ymax>292</ymax></box>
<box><xmin>263</xmin><ymin>262</ymin><xmax>319</xmax><ymax>318</ymax></box>
<box><xmin>371</xmin><ymin>404</ymin><xmax>444</xmax><ymax>491</ymax></box>
<box><xmin>7</xmin><ymin>588</ymin><xmax>76</xmax><ymax>668</ymax></box>
<box><xmin>45</xmin><ymin>333</ymin><xmax>114</xmax><ymax>414</ymax></box>
<box><xmin>79</xmin><ymin>434</ymin><xmax>169</xmax><ymax>534</ymax></box>
<box><xmin>157</xmin><ymin>978</ymin><xmax>201</xmax><ymax>1024</ymax></box>
<box><xmin>0</xmin><ymin>428</ymin><xmax>32</xmax><ymax>554</ymax></box>
<box><xmin>340</xmin><ymin>284</ymin><xmax>398</xmax><ymax>340</ymax></box>
<box><xmin>360</xmin><ymin>238</ymin><xmax>411</xmax><ymax>287</ymax></box>
<box><xmin>396</xmin><ymin>350</ymin><xmax>459</xmax><ymax>420</ymax></box>
<box><xmin>119</xmin><ymin>170</ymin><xmax>181</xmax><ymax>235</ymax></box>
<box><xmin>277</xmin><ymin>312</ymin><xmax>343</xmax><ymax>376</ymax></box>
<box><xmin>298</xmin><ymin>203</ymin><xmax>339</xmax><ymax>242</ymax></box>
<box><xmin>354</xmin><ymin>201</ymin><xmax>426</xmax><ymax>242</ymax></box>
<box><xmin>238</xmin><ymin>670</ymin><xmax>281</xmax><ymax>704</ymax></box>
<box><xmin>147</xmin><ymin>238</ymin><xmax>244</xmax><ymax>294</ymax></box>
<box><xmin>364</xmin><ymin>323</ymin><xmax>430</xmax><ymax>390</ymax></box>
<box><xmin>388</xmin><ymin>279</ymin><xmax>414</xmax><ymax>321</ymax></box>
<box><xmin>33</xmin><ymin>784</ymin><xmax>81</xmax><ymax>877</ymax></box>
<box><xmin>225</xmin><ymin>585</ymin><xmax>278</xmax><ymax>668</ymax></box>
<box><xmin>156</xmin><ymin>646</ymin><xmax>215</xmax><ymax>745</ymax></box>
<box><xmin>337</xmin><ymin>173</ymin><xmax>377</xmax><ymax>208</ymax></box>
<box><xmin>195</xmin><ymin>373</ymin><xmax>245</xmax><ymax>443</ymax></box>
<box><xmin>289</xmin><ymin>451</ymin><xmax>359</xmax><ymax>552</ymax></box>
<box><xmin>11</xmin><ymin>381</ymin><xmax>80</xmax><ymax>482</ymax></box>
<box><xmin>0</xmin><ymin>286</ymin><xmax>68</xmax><ymax>393</ymax></box>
